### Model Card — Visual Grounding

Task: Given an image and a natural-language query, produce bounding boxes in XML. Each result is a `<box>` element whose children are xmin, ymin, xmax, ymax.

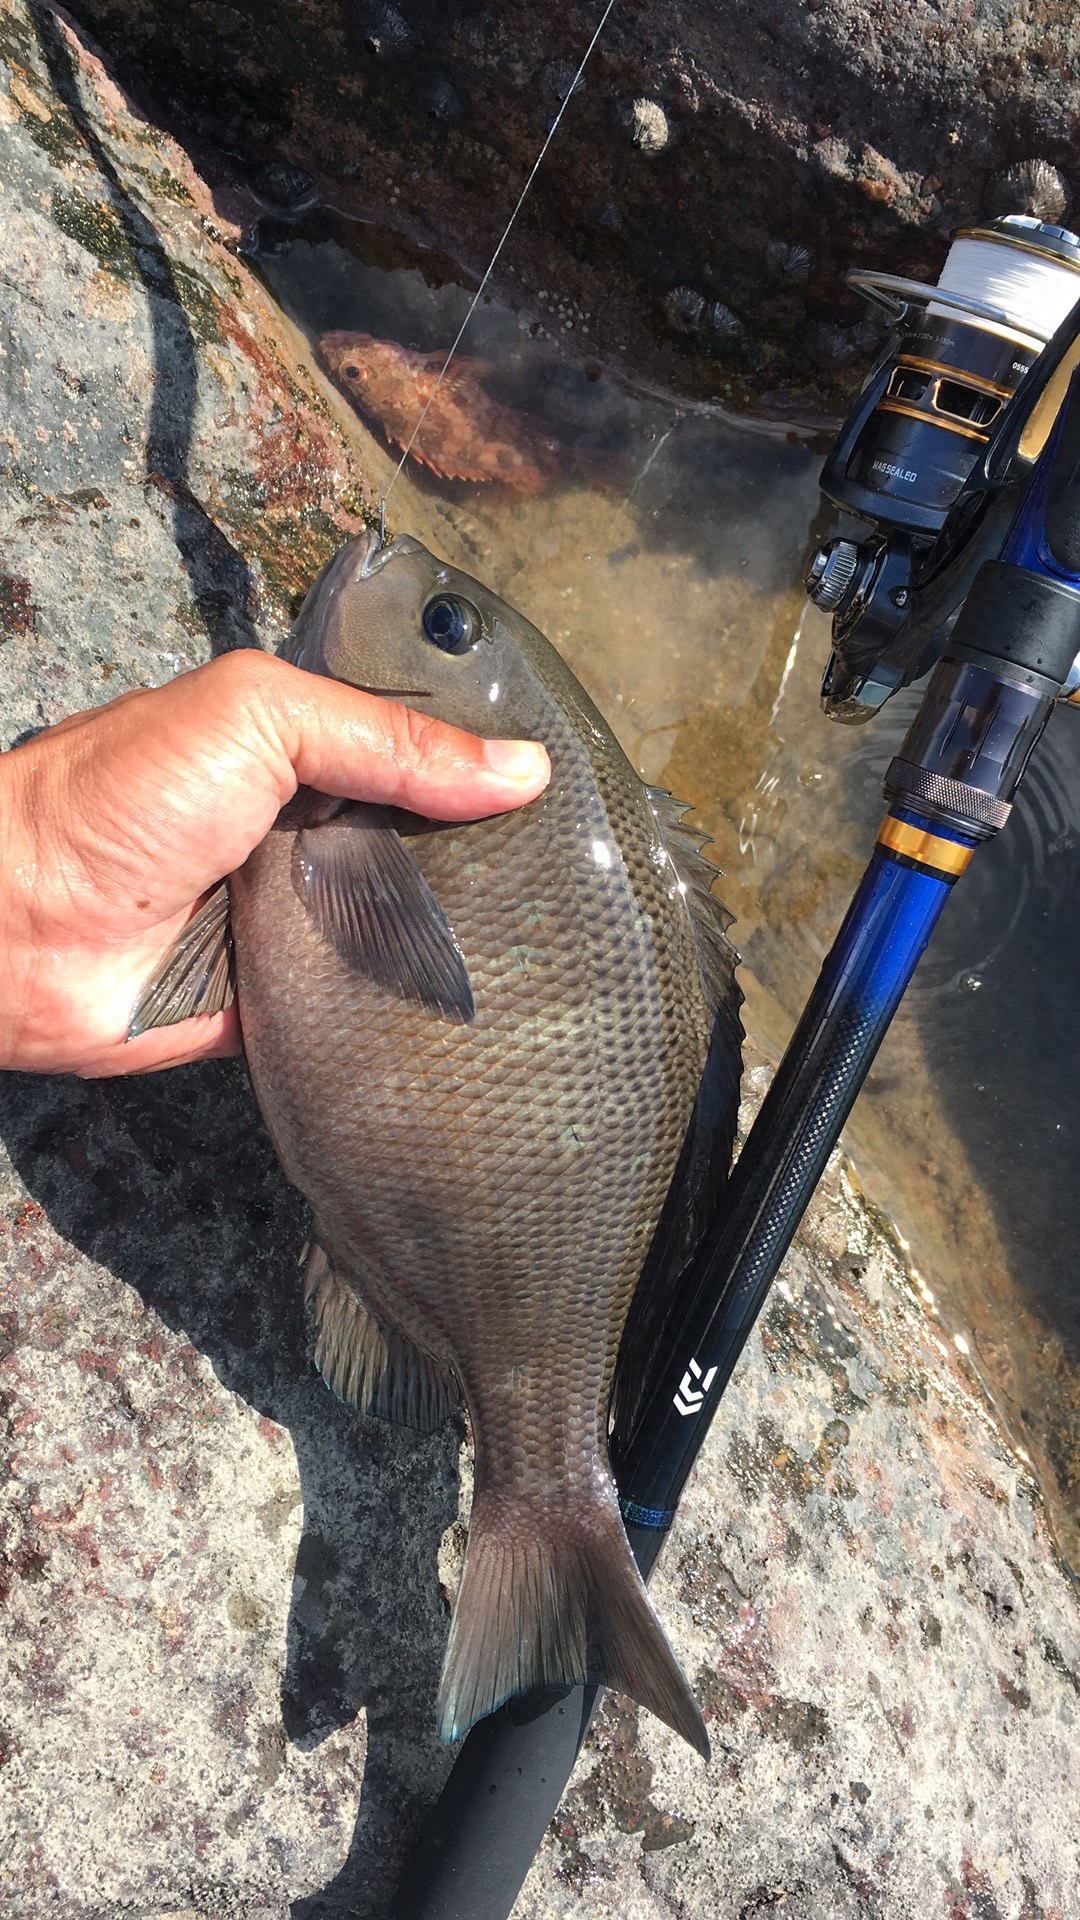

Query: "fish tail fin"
<box><xmin>437</xmin><ymin>1489</ymin><xmax>709</xmax><ymax>1758</ymax></box>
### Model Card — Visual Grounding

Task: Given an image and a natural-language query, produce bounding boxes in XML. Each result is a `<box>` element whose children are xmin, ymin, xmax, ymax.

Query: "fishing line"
<box><xmin>380</xmin><ymin>0</ymin><xmax>616</xmax><ymax>519</ymax></box>
<box><xmin>627</xmin><ymin>418</ymin><xmax>678</xmax><ymax>496</ymax></box>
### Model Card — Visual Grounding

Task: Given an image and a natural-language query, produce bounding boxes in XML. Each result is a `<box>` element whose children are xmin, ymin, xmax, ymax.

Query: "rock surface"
<box><xmin>1</xmin><ymin>5</ymin><xmax>1079</xmax><ymax>1914</ymax></box>
<box><xmin>520</xmin><ymin>1108</ymin><xmax>1080</xmax><ymax>1920</ymax></box>
<box><xmin>50</xmin><ymin>0</ymin><xmax>1080</xmax><ymax>412</ymax></box>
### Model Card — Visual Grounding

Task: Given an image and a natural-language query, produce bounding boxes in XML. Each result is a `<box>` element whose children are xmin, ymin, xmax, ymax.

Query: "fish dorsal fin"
<box><xmin>295</xmin><ymin>803</ymin><xmax>474</xmax><ymax>1024</ymax></box>
<box><xmin>445</xmin><ymin>354</ymin><xmax>496</xmax><ymax>382</ymax></box>
<box><xmin>128</xmin><ymin>883</ymin><xmax>235</xmax><ymax>1038</ymax></box>
<box><xmin>647</xmin><ymin>787</ymin><xmax>739</xmax><ymax>1025</ymax></box>
<box><xmin>303</xmin><ymin>1243</ymin><xmax>459</xmax><ymax>1432</ymax></box>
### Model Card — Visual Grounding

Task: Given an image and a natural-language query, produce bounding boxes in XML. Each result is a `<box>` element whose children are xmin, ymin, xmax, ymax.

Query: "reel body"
<box><xmin>809</xmin><ymin>215</ymin><xmax>1080</xmax><ymax>720</ymax></box>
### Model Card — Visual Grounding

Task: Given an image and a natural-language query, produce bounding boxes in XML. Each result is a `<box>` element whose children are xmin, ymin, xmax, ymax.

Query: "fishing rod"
<box><xmin>392</xmin><ymin>216</ymin><xmax>1080</xmax><ymax>1920</ymax></box>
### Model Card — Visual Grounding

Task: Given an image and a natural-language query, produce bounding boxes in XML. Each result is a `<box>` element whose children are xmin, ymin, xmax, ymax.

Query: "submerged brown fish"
<box><xmin>320</xmin><ymin>331</ymin><xmax>562</xmax><ymax>494</ymax></box>
<box><xmin>133</xmin><ymin>533</ymin><xmax>742</xmax><ymax>1753</ymax></box>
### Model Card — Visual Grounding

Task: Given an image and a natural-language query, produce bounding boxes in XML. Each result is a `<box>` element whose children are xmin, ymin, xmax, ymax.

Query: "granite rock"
<box><xmin>47</xmin><ymin>0</ymin><xmax>1080</xmax><ymax>409</ymax></box>
<box><xmin>0</xmin><ymin>6</ymin><xmax>1079</xmax><ymax>1914</ymax></box>
<box><xmin>519</xmin><ymin>1108</ymin><xmax>1080</xmax><ymax>1918</ymax></box>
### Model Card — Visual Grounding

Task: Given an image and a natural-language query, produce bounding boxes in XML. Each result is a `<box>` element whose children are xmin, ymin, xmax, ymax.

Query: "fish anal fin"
<box><xmin>294</xmin><ymin>802</ymin><xmax>474</xmax><ymax>1024</ymax></box>
<box><xmin>128</xmin><ymin>883</ymin><xmax>235</xmax><ymax>1038</ymax></box>
<box><xmin>413</xmin><ymin>447</ymin><xmax>493</xmax><ymax>485</ymax></box>
<box><xmin>438</xmin><ymin>1484</ymin><xmax>708</xmax><ymax>1758</ymax></box>
<box><xmin>303</xmin><ymin>1243</ymin><xmax>458</xmax><ymax>1433</ymax></box>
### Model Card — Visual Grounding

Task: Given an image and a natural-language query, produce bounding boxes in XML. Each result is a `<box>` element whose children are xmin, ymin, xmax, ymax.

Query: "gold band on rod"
<box><xmin>876</xmin><ymin>814</ymin><xmax>974</xmax><ymax>879</ymax></box>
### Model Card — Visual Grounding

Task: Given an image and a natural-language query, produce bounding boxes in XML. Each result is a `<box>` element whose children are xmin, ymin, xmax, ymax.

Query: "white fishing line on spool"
<box><xmin>380</xmin><ymin>0</ymin><xmax>616</xmax><ymax>516</ymax></box>
<box><xmin>930</xmin><ymin>232</ymin><xmax>1080</xmax><ymax>350</ymax></box>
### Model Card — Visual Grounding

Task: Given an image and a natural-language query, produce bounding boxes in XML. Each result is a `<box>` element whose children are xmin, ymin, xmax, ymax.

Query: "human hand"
<box><xmin>0</xmin><ymin>650</ymin><xmax>550</xmax><ymax>1078</ymax></box>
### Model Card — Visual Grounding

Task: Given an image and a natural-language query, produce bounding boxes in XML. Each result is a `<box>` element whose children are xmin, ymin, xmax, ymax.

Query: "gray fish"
<box><xmin>132</xmin><ymin>532</ymin><xmax>742</xmax><ymax>1754</ymax></box>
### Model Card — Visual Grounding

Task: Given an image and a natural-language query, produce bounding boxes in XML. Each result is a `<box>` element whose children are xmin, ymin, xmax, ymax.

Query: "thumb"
<box><xmin>5</xmin><ymin>651</ymin><xmax>552</xmax><ymax>939</ymax></box>
<box><xmin>234</xmin><ymin>651</ymin><xmax>552</xmax><ymax>818</ymax></box>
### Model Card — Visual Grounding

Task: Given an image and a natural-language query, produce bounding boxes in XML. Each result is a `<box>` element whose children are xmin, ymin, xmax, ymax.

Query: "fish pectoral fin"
<box><xmin>127</xmin><ymin>883</ymin><xmax>235</xmax><ymax>1038</ymax></box>
<box><xmin>303</xmin><ymin>1242</ymin><xmax>459</xmax><ymax>1433</ymax></box>
<box><xmin>294</xmin><ymin>804</ymin><xmax>474</xmax><ymax>1023</ymax></box>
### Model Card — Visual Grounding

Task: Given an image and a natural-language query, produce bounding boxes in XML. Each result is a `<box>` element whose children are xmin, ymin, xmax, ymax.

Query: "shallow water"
<box><xmin>251</xmin><ymin>212</ymin><xmax>1080</xmax><ymax>1566</ymax></box>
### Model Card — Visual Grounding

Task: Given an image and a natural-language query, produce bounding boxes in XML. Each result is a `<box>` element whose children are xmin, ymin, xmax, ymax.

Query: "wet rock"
<box><xmin>46</xmin><ymin>0</ymin><xmax>1080</xmax><ymax>409</ymax></box>
<box><xmin>985</xmin><ymin>159</ymin><xmax>1072</xmax><ymax>225</ymax></box>
<box><xmin>42</xmin><ymin>0</ymin><xmax>1080</xmax><ymax>412</ymax></box>
<box><xmin>253</xmin><ymin>161</ymin><xmax>317</xmax><ymax>209</ymax></box>
<box><xmin>1</xmin><ymin>6</ymin><xmax>1079</xmax><ymax>1915</ymax></box>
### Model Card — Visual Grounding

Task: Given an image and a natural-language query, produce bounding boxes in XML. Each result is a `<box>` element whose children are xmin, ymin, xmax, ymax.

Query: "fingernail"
<box><xmin>482</xmin><ymin>738</ymin><xmax>549</xmax><ymax>783</ymax></box>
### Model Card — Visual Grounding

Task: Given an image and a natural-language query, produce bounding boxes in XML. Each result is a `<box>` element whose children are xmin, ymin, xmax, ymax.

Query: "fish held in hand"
<box><xmin>133</xmin><ymin>532</ymin><xmax>742</xmax><ymax>1755</ymax></box>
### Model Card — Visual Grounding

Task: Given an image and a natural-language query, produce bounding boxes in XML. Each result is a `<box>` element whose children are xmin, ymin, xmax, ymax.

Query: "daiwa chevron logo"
<box><xmin>673</xmin><ymin>1356</ymin><xmax>717</xmax><ymax>1417</ymax></box>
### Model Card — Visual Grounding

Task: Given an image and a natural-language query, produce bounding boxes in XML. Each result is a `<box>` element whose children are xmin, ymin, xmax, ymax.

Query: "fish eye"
<box><xmin>343</xmin><ymin>363</ymin><xmax>361</xmax><ymax>378</ymax></box>
<box><xmin>422</xmin><ymin>594</ymin><xmax>479</xmax><ymax>655</ymax></box>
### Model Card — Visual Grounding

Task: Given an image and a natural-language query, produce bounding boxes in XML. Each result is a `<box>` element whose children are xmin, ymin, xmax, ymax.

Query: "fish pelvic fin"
<box><xmin>438</xmin><ymin>1485</ymin><xmax>709</xmax><ymax>1759</ymax></box>
<box><xmin>128</xmin><ymin>883</ymin><xmax>235</xmax><ymax>1038</ymax></box>
<box><xmin>304</xmin><ymin>1243</ymin><xmax>459</xmax><ymax>1433</ymax></box>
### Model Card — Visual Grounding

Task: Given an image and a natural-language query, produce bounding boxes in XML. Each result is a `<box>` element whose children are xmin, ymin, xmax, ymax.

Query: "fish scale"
<box><xmin>239</xmin><ymin>876</ymin><xmax>663</xmax><ymax>1510</ymax></box>
<box><xmin>136</xmin><ymin>531</ymin><xmax>741</xmax><ymax>1753</ymax></box>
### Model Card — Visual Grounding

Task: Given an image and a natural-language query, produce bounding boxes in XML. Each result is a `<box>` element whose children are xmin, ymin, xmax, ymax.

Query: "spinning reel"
<box><xmin>808</xmin><ymin>213</ymin><xmax>1080</xmax><ymax>720</ymax></box>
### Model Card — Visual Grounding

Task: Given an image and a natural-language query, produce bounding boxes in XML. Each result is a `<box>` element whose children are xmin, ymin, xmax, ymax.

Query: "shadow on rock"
<box><xmin>0</xmin><ymin>1062</ymin><xmax>459</xmax><ymax>1914</ymax></box>
<box><xmin>34</xmin><ymin>6</ymin><xmax>260</xmax><ymax>655</ymax></box>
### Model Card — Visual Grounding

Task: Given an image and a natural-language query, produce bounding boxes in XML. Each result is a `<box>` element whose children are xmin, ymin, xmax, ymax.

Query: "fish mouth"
<box><xmin>356</xmin><ymin>531</ymin><xmax>425</xmax><ymax>578</ymax></box>
<box><xmin>355</xmin><ymin>685</ymin><xmax>432</xmax><ymax>699</ymax></box>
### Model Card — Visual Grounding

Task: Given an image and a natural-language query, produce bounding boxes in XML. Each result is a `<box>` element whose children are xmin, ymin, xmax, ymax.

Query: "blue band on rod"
<box><xmin>619</xmin><ymin>1497</ymin><xmax>674</xmax><ymax>1531</ymax></box>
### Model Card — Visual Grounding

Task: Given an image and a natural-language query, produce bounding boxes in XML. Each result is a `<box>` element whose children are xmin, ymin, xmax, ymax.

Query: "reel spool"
<box><xmin>807</xmin><ymin>214</ymin><xmax>1080</xmax><ymax>720</ymax></box>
